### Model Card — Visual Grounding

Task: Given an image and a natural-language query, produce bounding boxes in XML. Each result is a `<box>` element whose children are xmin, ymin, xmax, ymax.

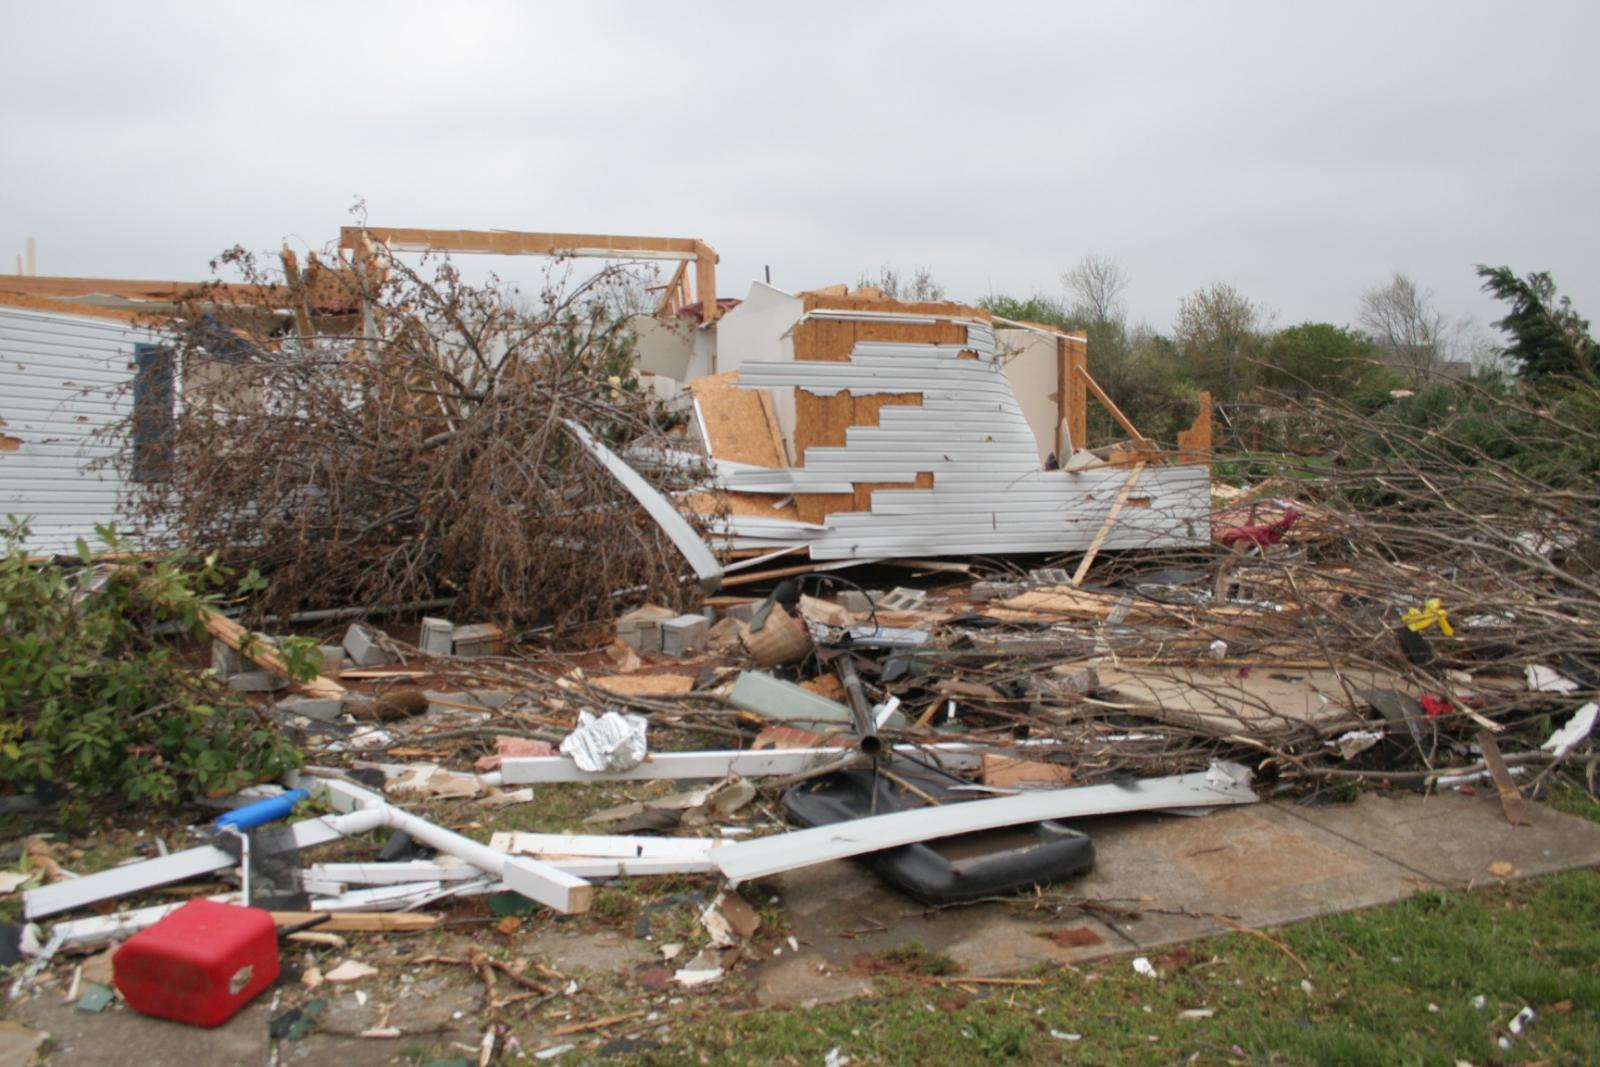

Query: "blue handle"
<box><xmin>213</xmin><ymin>788</ymin><xmax>309</xmax><ymax>833</ymax></box>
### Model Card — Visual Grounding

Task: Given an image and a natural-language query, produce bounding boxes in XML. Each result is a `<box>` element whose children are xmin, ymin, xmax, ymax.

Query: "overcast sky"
<box><xmin>4</xmin><ymin>1</ymin><xmax>1596</xmax><ymax>339</ymax></box>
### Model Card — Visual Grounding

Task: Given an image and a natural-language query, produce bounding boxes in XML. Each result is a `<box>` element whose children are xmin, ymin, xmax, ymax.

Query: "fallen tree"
<box><xmin>119</xmin><ymin>246</ymin><xmax>708</xmax><ymax>633</ymax></box>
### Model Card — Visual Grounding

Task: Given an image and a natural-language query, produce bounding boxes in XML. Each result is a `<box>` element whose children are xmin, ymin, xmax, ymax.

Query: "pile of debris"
<box><xmin>9</xmin><ymin>502</ymin><xmax>1595</xmax><ymax>1014</ymax></box>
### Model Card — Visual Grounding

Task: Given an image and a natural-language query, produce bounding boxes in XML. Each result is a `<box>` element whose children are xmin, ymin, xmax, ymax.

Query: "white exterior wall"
<box><xmin>0</xmin><ymin>307</ymin><xmax>163</xmax><ymax>555</ymax></box>
<box><xmin>720</xmin><ymin>322</ymin><xmax>1211</xmax><ymax>560</ymax></box>
<box><xmin>711</xmin><ymin>282</ymin><xmax>803</xmax><ymax>456</ymax></box>
<box><xmin>996</xmin><ymin>328</ymin><xmax>1061</xmax><ymax>464</ymax></box>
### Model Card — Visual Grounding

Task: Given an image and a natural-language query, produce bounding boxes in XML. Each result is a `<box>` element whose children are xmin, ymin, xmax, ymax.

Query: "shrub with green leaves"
<box><xmin>0</xmin><ymin>520</ymin><xmax>303</xmax><ymax>812</ymax></box>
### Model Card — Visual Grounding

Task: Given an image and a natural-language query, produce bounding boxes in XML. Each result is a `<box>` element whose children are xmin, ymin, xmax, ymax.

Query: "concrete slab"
<box><xmin>1066</xmin><ymin>802</ymin><xmax>1434</xmax><ymax>949</ymax></box>
<box><xmin>1279</xmin><ymin>787</ymin><xmax>1600</xmax><ymax>887</ymax></box>
<box><xmin>9</xmin><ymin>990</ymin><xmax>272</xmax><ymax>1067</ymax></box>
<box><xmin>753</xmin><ymin>852</ymin><xmax>1124</xmax><ymax>1006</ymax></box>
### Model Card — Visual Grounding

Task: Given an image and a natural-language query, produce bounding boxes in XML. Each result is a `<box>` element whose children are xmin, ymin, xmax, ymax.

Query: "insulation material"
<box><xmin>560</xmin><ymin>710</ymin><xmax>649</xmax><ymax>773</ymax></box>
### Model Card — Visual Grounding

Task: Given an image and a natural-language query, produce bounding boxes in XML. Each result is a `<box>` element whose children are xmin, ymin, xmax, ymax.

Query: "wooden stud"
<box><xmin>1076</xmin><ymin>364</ymin><xmax>1154</xmax><ymax>451</ymax></box>
<box><xmin>279</xmin><ymin>245</ymin><xmax>315</xmax><ymax>343</ymax></box>
<box><xmin>197</xmin><ymin>605</ymin><xmax>346</xmax><ymax>699</ymax></box>
<box><xmin>1071</xmin><ymin>462</ymin><xmax>1146</xmax><ymax>587</ymax></box>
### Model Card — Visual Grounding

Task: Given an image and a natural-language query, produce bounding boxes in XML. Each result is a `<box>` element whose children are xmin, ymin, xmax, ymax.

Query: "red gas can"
<box><xmin>113</xmin><ymin>900</ymin><xmax>280</xmax><ymax>1027</ymax></box>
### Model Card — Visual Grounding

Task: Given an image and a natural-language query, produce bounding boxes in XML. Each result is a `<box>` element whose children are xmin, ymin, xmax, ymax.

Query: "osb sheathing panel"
<box><xmin>799</xmin><ymin>293</ymin><xmax>993</xmax><ymax>322</ymax></box>
<box><xmin>688</xmin><ymin>371</ymin><xmax>786</xmax><ymax>468</ymax></box>
<box><xmin>789</xmin><ymin>317</ymin><xmax>963</xmax><ymax>523</ymax></box>
<box><xmin>682</xmin><ymin>489</ymin><xmax>799</xmax><ymax>521</ymax></box>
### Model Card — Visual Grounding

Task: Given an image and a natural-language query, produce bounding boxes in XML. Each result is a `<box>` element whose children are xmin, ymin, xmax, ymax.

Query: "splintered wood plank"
<box><xmin>1071</xmin><ymin>462</ymin><xmax>1146</xmax><ymax>586</ymax></box>
<box><xmin>592</xmin><ymin>673</ymin><xmax>697</xmax><ymax>697</ymax></box>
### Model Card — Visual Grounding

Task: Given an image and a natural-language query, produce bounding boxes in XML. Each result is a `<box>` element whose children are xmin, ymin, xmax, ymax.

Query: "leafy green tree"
<box><xmin>1174</xmin><ymin>282</ymin><xmax>1265</xmax><ymax>404</ymax></box>
<box><xmin>976</xmin><ymin>293</ymin><xmax>1076</xmax><ymax>331</ymax></box>
<box><xmin>1261</xmin><ymin>322</ymin><xmax>1399</xmax><ymax>399</ymax></box>
<box><xmin>1475</xmin><ymin>265</ymin><xmax>1596</xmax><ymax>380</ymax></box>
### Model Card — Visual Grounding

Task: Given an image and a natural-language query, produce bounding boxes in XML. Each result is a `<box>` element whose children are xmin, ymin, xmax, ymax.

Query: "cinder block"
<box><xmin>211</xmin><ymin>640</ymin><xmax>245</xmax><ymax>678</ymax></box>
<box><xmin>342</xmin><ymin>623</ymin><xmax>394</xmax><ymax>668</ymax></box>
<box><xmin>877</xmin><ymin>587</ymin><xmax>927</xmax><ymax>611</ymax></box>
<box><xmin>720</xmin><ymin>602</ymin><xmax>757</xmax><ymax>625</ymax></box>
<box><xmin>317</xmin><ymin>645</ymin><xmax>345</xmax><ymax>675</ymax></box>
<box><xmin>451</xmin><ymin>622</ymin><xmax>506</xmax><ymax>659</ymax></box>
<box><xmin>835</xmin><ymin>590</ymin><xmax>873</xmax><ymax>614</ymax></box>
<box><xmin>419</xmin><ymin>617</ymin><xmax>455</xmax><ymax>656</ymax></box>
<box><xmin>228</xmin><ymin>670</ymin><xmax>289</xmax><ymax>693</ymax></box>
<box><xmin>660</xmin><ymin>614</ymin><xmax>710</xmax><ymax>657</ymax></box>
<box><xmin>271</xmin><ymin>696</ymin><xmax>345</xmax><ymax>723</ymax></box>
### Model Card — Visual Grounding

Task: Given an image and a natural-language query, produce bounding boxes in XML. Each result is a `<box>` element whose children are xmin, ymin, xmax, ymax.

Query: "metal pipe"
<box><xmin>831</xmin><ymin>653</ymin><xmax>882</xmax><ymax>757</ymax></box>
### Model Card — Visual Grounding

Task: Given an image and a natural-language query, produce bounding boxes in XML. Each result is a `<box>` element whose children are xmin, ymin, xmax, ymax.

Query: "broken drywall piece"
<box><xmin>1332</xmin><ymin>730</ymin><xmax>1384</xmax><ymax>760</ymax></box>
<box><xmin>385</xmin><ymin>764</ymin><xmax>484</xmax><ymax>800</ymax></box>
<box><xmin>700</xmin><ymin>891</ymin><xmax>761</xmax><ymax>947</ymax></box>
<box><xmin>560</xmin><ymin>710</ymin><xmax>648</xmax><ymax>773</ymax></box>
<box><xmin>1542</xmin><ymin>702</ymin><xmax>1598</xmax><ymax>758</ymax></box>
<box><xmin>672</xmin><ymin>949</ymin><xmax>724</xmax><ymax>987</ymax></box>
<box><xmin>323</xmin><ymin>960</ymin><xmax>379</xmax><ymax>983</ymax></box>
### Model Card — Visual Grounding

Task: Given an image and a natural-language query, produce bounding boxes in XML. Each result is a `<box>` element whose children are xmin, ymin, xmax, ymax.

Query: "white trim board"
<box><xmin>711</xmin><ymin>763</ymin><xmax>1258</xmax><ymax>886</ymax></box>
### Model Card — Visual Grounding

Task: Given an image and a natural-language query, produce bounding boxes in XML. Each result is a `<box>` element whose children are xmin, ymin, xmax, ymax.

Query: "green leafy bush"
<box><xmin>0</xmin><ymin>520</ymin><xmax>302</xmax><ymax>813</ymax></box>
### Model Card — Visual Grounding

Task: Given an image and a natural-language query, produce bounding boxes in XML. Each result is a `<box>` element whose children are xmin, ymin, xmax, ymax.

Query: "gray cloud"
<box><xmin>4</xmin><ymin>0</ymin><xmax>1595</xmax><ymax>336</ymax></box>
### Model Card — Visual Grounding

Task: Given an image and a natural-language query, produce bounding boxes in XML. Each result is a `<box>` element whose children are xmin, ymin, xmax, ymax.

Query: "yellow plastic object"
<box><xmin>1402</xmin><ymin>598</ymin><xmax>1454</xmax><ymax>637</ymax></box>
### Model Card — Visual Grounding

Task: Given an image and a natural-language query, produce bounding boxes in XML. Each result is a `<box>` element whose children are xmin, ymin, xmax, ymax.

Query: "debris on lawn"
<box><xmin>4</xmin><ymin>241</ymin><xmax>1598</xmax><ymax>1063</ymax></box>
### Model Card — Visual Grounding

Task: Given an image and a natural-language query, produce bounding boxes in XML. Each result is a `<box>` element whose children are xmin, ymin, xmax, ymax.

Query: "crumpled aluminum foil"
<box><xmin>560</xmin><ymin>709</ymin><xmax>649</xmax><ymax>772</ymax></box>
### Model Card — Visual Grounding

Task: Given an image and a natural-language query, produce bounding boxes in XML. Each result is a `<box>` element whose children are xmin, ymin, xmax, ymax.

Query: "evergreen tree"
<box><xmin>1475</xmin><ymin>265</ymin><xmax>1596</xmax><ymax>379</ymax></box>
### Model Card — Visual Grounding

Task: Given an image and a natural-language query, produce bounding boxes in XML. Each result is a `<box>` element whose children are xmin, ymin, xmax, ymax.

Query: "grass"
<box><xmin>629</xmin><ymin>869</ymin><xmax>1600</xmax><ymax>1067</ymax></box>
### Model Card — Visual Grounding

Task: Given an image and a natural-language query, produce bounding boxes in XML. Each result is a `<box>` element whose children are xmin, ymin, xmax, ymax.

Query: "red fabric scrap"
<box><xmin>1220</xmin><ymin>507</ymin><xmax>1300</xmax><ymax>550</ymax></box>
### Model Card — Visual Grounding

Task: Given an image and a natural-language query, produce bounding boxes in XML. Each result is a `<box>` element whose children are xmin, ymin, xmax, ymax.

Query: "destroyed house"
<box><xmin>0</xmin><ymin>228</ymin><xmax>1212</xmax><ymax>570</ymax></box>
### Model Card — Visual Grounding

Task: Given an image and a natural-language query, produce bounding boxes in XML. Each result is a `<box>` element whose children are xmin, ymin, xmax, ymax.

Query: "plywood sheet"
<box><xmin>690</xmin><ymin>372</ymin><xmax>785</xmax><ymax>468</ymax></box>
<box><xmin>1094</xmin><ymin>665</ymin><xmax>1398</xmax><ymax>738</ymax></box>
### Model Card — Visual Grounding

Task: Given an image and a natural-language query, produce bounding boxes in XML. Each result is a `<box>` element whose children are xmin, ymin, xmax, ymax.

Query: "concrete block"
<box><xmin>211</xmin><ymin>640</ymin><xmax>245</xmax><ymax>678</ymax></box>
<box><xmin>272</xmin><ymin>696</ymin><xmax>345</xmax><ymax>723</ymax></box>
<box><xmin>661</xmin><ymin>614</ymin><xmax>710</xmax><ymax>657</ymax></box>
<box><xmin>834</xmin><ymin>590</ymin><xmax>873</xmax><ymax>614</ymax></box>
<box><xmin>720</xmin><ymin>602</ymin><xmax>757</xmax><ymax>625</ymax></box>
<box><xmin>452</xmin><ymin>622</ymin><xmax>506</xmax><ymax>659</ymax></box>
<box><xmin>877</xmin><ymin>587</ymin><xmax>926</xmax><ymax>611</ymax></box>
<box><xmin>419</xmin><ymin>617</ymin><xmax>454</xmax><ymax>656</ymax></box>
<box><xmin>317</xmin><ymin>645</ymin><xmax>345</xmax><ymax>675</ymax></box>
<box><xmin>342</xmin><ymin>623</ymin><xmax>394</xmax><ymax>668</ymax></box>
<box><xmin>228</xmin><ymin>670</ymin><xmax>289</xmax><ymax>693</ymax></box>
<box><xmin>1028</xmin><ymin>567</ymin><xmax>1073</xmax><ymax>587</ymax></box>
<box><xmin>617</xmin><ymin>604</ymin><xmax>676</xmax><ymax>653</ymax></box>
<box><xmin>469</xmin><ymin>689</ymin><xmax>516</xmax><ymax>709</ymax></box>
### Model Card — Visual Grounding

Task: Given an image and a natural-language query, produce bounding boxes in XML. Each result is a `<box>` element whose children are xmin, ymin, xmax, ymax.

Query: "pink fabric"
<box><xmin>474</xmin><ymin>735</ymin><xmax>556</xmax><ymax>772</ymax></box>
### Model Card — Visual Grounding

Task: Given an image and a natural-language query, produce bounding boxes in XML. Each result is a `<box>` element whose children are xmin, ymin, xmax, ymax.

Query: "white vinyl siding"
<box><xmin>0</xmin><ymin>307</ymin><xmax>165</xmax><ymax>555</ymax></box>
